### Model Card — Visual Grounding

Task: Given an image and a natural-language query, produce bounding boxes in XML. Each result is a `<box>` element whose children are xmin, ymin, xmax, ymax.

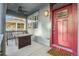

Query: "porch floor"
<box><xmin>6</xmin><ymin>39</ymin><xmax>50</xmax><ymax>56</ymax></box>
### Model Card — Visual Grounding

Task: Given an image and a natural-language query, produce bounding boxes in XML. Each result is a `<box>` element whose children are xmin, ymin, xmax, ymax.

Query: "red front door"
<box><xmin>57</xmin><ymin>18</ymin><xmax>68</xmax><ymax>47</ymax></box>
<box><xmin>52</xmin><ymin>4</ymin><xmax>77</xmax><ymax>55</ymax></box>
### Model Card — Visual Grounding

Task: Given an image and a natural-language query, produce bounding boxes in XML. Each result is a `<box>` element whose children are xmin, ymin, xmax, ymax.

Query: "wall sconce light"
<box><xmin>44</xmin><ymin>10</ymin><xmax>49</xmax><ymax>17</ymax></box>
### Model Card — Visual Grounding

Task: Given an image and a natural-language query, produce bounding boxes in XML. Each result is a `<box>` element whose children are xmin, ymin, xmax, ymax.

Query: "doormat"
<box><xmin>48</xmin><ymin>47</ymin><xmax>72</xmax><ymax>56</ymax></box>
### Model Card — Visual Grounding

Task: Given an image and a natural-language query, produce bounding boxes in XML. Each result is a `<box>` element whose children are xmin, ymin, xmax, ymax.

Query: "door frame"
<box><xmin>50</xmin><ymin>3</ymin><xmax>77</xmax><ymax>55</ymax></box>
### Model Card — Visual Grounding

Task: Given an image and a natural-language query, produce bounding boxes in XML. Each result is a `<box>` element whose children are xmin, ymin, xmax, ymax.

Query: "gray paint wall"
<box><xmin>36</xmin><ymin>4</ymin><xmax>51</xmax><ymax>46</ymax></box>
<box><xmin>27</xmin><ymin>3</ymin><xmax>69</xmax><ymax>46</ymax></box>
<box><xmin>27</xmin><ymin>4</ymin><xmax>51</xmax><ymax>46</ymax></box>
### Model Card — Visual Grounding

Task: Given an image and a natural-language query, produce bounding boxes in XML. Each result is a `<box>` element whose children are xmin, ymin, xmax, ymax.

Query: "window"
<box><xmin>33</xmin><ymin>16</ymin><xmax>38</xmax><ymax>28</ymax></box>
<box><xmin>17</xmin><ymin>23</ymin><xmax>24</xmax><ymax>30</ymax></box>
<box><xmin>56</xmin><ymin>9</ymin><xmax>68</xmax><ymax>19</ymax></box>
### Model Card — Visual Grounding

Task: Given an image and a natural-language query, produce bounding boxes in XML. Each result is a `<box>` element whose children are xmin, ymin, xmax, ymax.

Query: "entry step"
<box><xmin>52</xmin><ymin>44</ymin><xmax>73</xmax><ymax>52</ymax></box>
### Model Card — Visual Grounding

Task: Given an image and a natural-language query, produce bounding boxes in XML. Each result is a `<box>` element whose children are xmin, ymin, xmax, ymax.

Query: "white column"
<box><xmin>0</xmin><ymin>4</ymin><xmax>6</xmax><ymax>34</ymax></box>
<box><xmin>24</xmin><ymin>23</ymin><xmax>26</xmax><ymax>30</ymax></box>
<box><xmin>16</xmin><ymin>22</ymin><xmax>18</xmax><ymax>31</ymax></box>
<box><xmin>0</xmin><ymin>3</ymin><xmax>7</xmax><ymax>55</ymax></box>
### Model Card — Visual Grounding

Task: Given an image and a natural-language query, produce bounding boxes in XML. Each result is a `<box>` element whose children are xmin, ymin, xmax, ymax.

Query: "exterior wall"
<box><xmin>6</xmin><ymin>16</ymin><xmax>26</xmax><ymax>31</ymax></box>
<box><xmin>27</xmin><ymin>4</ymin><xmax>51</xmax><ymax>46</ymax></box>
<box><xmin>6</xmin><ymin>21</ymin><xmax>26</xmax><ymax>31</ymax></box>
<box><xmin>27</xmin><ymin>12</ymin><xmax>39</xmax><ymax>34</ymax></box>
<box><xmin>37</xmin><ymin>4</ymin><xmax>51</xmax><ymax>46</ymax></box>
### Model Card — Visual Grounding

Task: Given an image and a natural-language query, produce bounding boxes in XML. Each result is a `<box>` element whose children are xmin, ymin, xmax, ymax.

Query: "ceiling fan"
<box><xmin>18</xmin><ymin>6</ymin><xmax>28</xmax><ymax>14</ymax></box>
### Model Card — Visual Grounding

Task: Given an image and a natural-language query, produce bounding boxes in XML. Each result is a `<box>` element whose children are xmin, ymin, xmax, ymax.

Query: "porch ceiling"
<box><xmin>7</xmin><ymin>3</ymin><xmax>48</xmax><ymax>17</ymax></box>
